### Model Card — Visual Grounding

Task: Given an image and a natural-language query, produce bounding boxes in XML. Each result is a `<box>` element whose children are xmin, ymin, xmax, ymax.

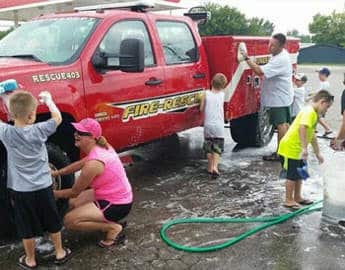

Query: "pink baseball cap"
<box><xmin>71</xmin><ymin>118</ymin><xmax>102</xmax><ymax>139</ymax></box>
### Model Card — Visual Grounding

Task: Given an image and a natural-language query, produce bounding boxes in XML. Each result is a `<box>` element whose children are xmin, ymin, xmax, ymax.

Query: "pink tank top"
<box><xmin>87</xmin><ymin>145</ymin><xmax>133</xmax><ymax>205</ymax></box>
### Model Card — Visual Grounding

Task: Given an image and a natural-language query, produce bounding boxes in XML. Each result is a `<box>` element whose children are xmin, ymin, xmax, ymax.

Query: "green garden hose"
<box><xmin>160</xmin><ymin>200</ymin><xmax>322</xmax><ymax>252</ymax></box>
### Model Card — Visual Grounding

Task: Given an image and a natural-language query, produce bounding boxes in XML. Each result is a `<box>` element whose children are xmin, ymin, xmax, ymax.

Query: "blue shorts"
<box><xmin>280</xmin><ymin>157</ymin><xmax>304</xmax><ymax>181</ymax></box>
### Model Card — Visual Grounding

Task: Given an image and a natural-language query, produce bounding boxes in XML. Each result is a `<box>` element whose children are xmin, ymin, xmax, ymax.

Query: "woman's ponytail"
<box><xmin>96</xmin><ymin>136</ymin><xmax>109</xmax><ymax>149</ymax></box>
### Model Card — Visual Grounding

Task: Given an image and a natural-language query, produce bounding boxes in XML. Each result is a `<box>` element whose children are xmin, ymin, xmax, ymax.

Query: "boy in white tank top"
<box><xmin>200</xmin><ymin>73</ymin><xmax>227</xmax><ymax>178</ymax></box>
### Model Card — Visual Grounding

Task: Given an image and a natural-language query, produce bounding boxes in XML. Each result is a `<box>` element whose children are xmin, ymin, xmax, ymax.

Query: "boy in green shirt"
<box><xmin>278</xmin><ymin>90</ymin><xmax>334</xmax><ymax>210</ymax></box>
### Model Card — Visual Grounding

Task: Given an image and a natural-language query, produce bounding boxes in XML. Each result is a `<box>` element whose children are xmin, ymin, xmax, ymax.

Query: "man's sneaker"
<box><xmin>262</xmin><ymin>153</ymin><xmax>281</xmax><ymax>162</ymax></box>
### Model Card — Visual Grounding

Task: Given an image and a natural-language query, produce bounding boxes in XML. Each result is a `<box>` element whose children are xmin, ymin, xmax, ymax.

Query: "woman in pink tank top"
<box><xmin>53</xmin><ymin>118</ymin><xmax>133</xmax><ymax>248</ymax></box>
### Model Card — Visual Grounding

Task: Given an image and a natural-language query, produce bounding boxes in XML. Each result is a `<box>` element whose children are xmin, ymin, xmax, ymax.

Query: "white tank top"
<box><xmin>204</xmin><ymin>90</ymin><xmax>225</xmax><ymax>138</ymax></box>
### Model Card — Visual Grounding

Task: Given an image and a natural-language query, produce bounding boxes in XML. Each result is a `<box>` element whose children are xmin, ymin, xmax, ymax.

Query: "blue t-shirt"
<box><xmin>0</xmin><ymin>119</ymin><xmax>57</xmax><ymax>192</ymax></box>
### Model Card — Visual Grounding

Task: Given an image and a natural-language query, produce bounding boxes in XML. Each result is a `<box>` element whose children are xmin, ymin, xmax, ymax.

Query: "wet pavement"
<box><xmin>1</xmin><ymin>66</ymin><xmax>345</xmax><ymax>269</ymax></box>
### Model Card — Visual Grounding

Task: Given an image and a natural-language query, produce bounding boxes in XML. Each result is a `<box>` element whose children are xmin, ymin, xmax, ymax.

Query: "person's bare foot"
<box><xmin>99</xmin><ymin>223</ymin><xmax>123</xmax><ymax>246</ymax></box>
<box><xmin>18</xmin><ymin>255</ymin><xmax>37</xmax><ymax>269</ymax></box>
<box><xmin>98</xmin><ymin>228</ymin><xmax>126</xmax><ymax>248</ymax></box>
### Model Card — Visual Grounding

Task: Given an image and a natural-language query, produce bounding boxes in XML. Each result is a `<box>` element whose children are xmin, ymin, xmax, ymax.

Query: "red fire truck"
<box><xmin>0</xmin><ymin>2</ymin><xmax>299</xmax><ymax>236</ymax></box>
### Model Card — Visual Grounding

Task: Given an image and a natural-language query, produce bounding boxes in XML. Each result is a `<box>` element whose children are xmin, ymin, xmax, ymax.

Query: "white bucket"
<box><xmin>322</xmin><ymin>151</ymin><xmax>345</xmax><ymax>224</ymax></box>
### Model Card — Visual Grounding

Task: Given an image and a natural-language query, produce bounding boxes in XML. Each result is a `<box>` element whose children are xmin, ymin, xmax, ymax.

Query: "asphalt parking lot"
<box><xmin>0</xmin><ymin>65</ymin><xmax>345</xmax><ymax>270</ymax></box>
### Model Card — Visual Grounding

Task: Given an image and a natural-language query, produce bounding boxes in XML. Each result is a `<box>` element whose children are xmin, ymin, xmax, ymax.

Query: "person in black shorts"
<box><xmin>0</xmin><ymin>89</ymin><xmax>72</xmax><ymax>269</ymax></box>
<box><xmin>53</xmin><ymin>118</ymin><xmax>133</xmax><ymax>248</ymax></box>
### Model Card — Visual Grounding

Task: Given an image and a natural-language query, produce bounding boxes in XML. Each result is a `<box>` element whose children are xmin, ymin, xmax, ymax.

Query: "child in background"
<box><xmin>0</xmin><ymin>89</ymin><xmax>72</xmax><ymax>268</ymax></box>
<box><xmin>291</xmin><ymin>73</ymin><xmax>308</xmax><ymax>122</ymax></box>
<box><xmin>278</xmin><ymin>90</ymin><xmax>333</xmax><ymax>210</ymax></box>
<box><xmin>317</xmin><ymin>67</ymin><xmax>333</xmax><ymax>137</ymax></box>
<box><xmin>318</xmin><ymin>67</ymin><xmax>331</xmax><ymax>91</ymax></box>
<box><xmin>200</xmin><ymin>73</ymin><xmax>227</xmax><ymax>178</ymax></box>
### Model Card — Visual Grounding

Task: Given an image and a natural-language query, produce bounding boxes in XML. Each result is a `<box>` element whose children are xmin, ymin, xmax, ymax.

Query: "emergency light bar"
<box><xmin>74</xmin><ymin>0</ymin><xmax>185</xmax><ymax>12</ymax></box>
<box><xmin>184</xmin><ymin>6</ymin><xmax>210</xmax><ymax>25</ymax></box>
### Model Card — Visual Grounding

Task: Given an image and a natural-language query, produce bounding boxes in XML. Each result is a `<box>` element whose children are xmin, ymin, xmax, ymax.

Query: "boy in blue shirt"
<box><xmin>0</xmin><ymin>89</ymin><xmax>72</xmax><ymax>268</ymax></box>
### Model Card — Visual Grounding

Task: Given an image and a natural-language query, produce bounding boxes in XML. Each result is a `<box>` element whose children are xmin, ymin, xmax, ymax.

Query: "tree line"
<box><xmin>199</xmin><ymin>3</ymin><xmax>345</xmax><ymax>48</ymax></box>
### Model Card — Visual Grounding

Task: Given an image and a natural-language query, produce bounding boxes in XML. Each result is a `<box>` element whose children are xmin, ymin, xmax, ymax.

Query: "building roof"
<box><xmin>299</xmin><ymin>43</ymin><xmax>345</xmax><ymax>52</ymax></box>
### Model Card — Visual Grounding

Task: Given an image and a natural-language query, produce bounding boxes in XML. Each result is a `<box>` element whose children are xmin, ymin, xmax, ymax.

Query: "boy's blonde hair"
<box><xmin>9</xmin><ymin>90</ymin><xmax>38</xmax><ymax>119</ymax></box>
<box><xmin>312</xmin><ymin>90</ymin><xmax>334</xmax><ymax>103</ymax></box>
<box><xmin>211</xmin><ymin>73</ymin><xmax>227</xmax><ymax>90</ymax></box>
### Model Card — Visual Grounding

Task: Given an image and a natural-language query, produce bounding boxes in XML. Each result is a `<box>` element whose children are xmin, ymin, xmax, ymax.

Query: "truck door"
<box><xmin>155</xmin><ymin>20</ymin><xmax>208</xmax><ymax>135</ymax></box>
<box><xmin>84</xmin><ymin>19</ymin><xmax>166</xmax><ymax>150</ymax></box>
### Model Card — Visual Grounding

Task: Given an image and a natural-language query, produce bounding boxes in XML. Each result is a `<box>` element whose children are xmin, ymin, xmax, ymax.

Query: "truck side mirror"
<box><xmin>91</xmin><ymin>38</ymin><xmax>144</xmax><ymax>72</ymax></box>
<box><xmin>92</xmin><ymin>50</ymin><xmax>107</xmax><ymax>68</ymax></box>
<box><xmin>119</xmin><ymin>38</ymin><xmax>144</xmax><ymax>72</ymax></box>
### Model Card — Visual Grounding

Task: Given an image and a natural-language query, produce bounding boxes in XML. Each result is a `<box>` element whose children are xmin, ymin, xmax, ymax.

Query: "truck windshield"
<box><xmin>0</xmin><ymin>17</ymin><xmax>98</xmax><ymax>64</ymax></box>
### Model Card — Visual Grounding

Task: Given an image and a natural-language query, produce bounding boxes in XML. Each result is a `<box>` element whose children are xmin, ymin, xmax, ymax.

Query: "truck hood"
<box><xmin>0</xmin><ymin>57</ymin><xmax>48</xmax><ymax>77</ymax></box>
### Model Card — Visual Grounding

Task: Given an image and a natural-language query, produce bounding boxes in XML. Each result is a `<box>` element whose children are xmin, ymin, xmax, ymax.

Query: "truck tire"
<box><xmin>46</xmin><ymin>143</ymin><xmax>74</xmax><ymax>218</ymax></box>
<box><xmin>0</xmin><ymin>143</ymin><xmax>74</xmax><ymax>238</ymax></box>
<box><xmin>230</xmin><ymin>108</ymin><xmax>273</xmax><ymax>147</ymax></box>
<box><xmin>0</xmin><ymin>142</ymin><xmax>16</xmax><ymax>238</ymax></box>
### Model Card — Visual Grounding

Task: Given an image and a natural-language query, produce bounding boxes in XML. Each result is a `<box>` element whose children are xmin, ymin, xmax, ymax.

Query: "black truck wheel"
<box><xmin>46</xmin><ymin>143</ymin><xmax>74</xmax><ymax>218</ymax></box>
<box><xmin>0</xmin><ymin>142</ymin><xmax>16</xmax><ymax>238</ymax></box>
<box><xmin>0</xmin><ymin>142</ymin><xmax>74</xmax><ymax>238</ymax></box>
<box><xmin>230</xmin><ymin>108</ymin><xmax>274</xmax><ymax>147</ymax></box>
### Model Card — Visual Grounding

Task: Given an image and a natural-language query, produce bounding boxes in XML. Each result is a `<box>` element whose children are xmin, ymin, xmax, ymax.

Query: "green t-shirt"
<box><xmin>278</xmin><ymin>105</ymin><xmax>318</xmax><ymax>159</ymax></box>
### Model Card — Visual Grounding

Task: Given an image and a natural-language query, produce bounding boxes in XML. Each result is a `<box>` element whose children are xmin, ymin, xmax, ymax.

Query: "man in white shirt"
<box><xmin>242</xmin><ymin>33</ymin><xmax>293</xmax><ymax>161</ymax></box>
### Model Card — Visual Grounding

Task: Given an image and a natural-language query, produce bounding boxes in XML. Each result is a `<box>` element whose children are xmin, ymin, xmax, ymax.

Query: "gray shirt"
<box><xmin>204</xmin><ymin>90</ymin><xmax>225</xmax><ymax>138</ymax></box>
<box><xmin>0</xmin><ymin>119</ymin><xmax>57</xmax><ymax>192</ymax></box>
<box><xmin>261</xmin><ymin>49</ymin><xmax>293</xmax><ymax>107</ymax></box>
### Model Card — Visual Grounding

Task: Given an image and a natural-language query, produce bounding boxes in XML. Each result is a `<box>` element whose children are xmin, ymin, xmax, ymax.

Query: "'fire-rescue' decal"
<box><xmin>107</xmin><ymin>89</ymin><xmax>204</xmax><ymax>122</ymax></box>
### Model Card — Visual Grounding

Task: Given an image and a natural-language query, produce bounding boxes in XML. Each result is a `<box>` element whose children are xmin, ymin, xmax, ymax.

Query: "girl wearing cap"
<box><xmin>53</xmin><ymin>118</ymin><xmax>133</xmax><ymax>248</ymax></box>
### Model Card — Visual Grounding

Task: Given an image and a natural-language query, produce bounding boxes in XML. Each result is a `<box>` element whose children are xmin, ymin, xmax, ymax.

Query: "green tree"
<box><xmin>199</xmin><ymin>3</ymin><xmax>274</xmax><ymax>36</ymax></box>
<box><xmin>287</xmin><ymin>29</ymin><xmax>312</xmax><ymax>43</ymax></box>
<box><xmin>247</xmin><ymin>17</ymin><xmax>274</xmax><ymax>36</ymax></box>
<box><xmin>309</xmin><ymin>11</ymin><xmax>345</xmax><ymax>47</ymax></box>
<box><xmin>199</xmin><ymin>3</ymin><xmax>247</xmax><ymax>35</ymax></box>
<box><xmin>0</xmin><ymin>28</ymin><xmax>13</xmax><ymax>40</ymax></box>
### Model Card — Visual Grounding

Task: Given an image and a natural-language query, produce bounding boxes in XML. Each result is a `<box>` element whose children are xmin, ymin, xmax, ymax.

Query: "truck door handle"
<box><xmin>145</xmin><ymin>78</ymin><xmax>162</xmax><ymax>86</ymax></box>
<box><xmin>193</xmin><ymin>73</ymin><xmax>205</xmax><ymax>79</ymax></box>
<box><xmin>253</xmin><ymin>76</ymin><xmax>260</xmax><ymax>88</ymax></box>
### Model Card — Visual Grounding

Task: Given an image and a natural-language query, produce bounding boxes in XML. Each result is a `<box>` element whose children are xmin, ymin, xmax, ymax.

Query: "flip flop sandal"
<box><xmin>119</xmin><ymin>220</ymin><xmax>127</xmax><ymax>229</ymax></box>
<box><xmin>18</xmin><ymin>255</ymin><xmax>37</xmax><ymax>270</ymax></box>
<box><xmin>283</xmin><ymin>204</ymin><xmax>301</xmax><ymax>210</ymax></box>
<box><xmin>323</xmin><ymin>131</ymin><xmax>333</xmax><ymax>136</ymax></box>
<box><xmin>211</xmin><ymin>171</ymin><xmax>220</xmax><ymax>179</ymax></box>
<box><xmin>54</xmin><ymin>247</ymin><xmax>73</xmax><ymax>265</ymax></box>
<box><xmin>98</xmin><ymin>232</ymin><xmax>126</xmax><ymax>249</ymax></box>
<box><xmin>320</xmin><ymin>131</ymin><xmax>335</xmax><ymax>139</ymax></box>
<box><xmin>298</xmin><ymin>199</ymin><xmax>314</xmax><ymax>205</ymax></box>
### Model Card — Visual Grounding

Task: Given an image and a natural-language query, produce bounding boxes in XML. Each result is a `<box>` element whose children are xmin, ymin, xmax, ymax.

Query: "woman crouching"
<box><xmin>53</xmin><ymin>118</ymin><xmax>133</xmax><ymax>248</ymax></box>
